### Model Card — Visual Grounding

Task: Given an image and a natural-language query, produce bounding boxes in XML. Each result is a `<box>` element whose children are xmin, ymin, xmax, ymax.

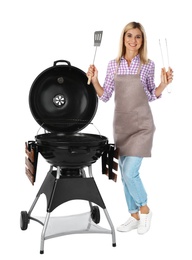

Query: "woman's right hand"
<box><xmin>87</xmin><ymin>65</ymin><xmax>98</xmax><ymax>84</ymax></box>
<box><xmin>86</xmin><ymin>65</ymin><xmax>104</xmax><ymax>97</ymax></box>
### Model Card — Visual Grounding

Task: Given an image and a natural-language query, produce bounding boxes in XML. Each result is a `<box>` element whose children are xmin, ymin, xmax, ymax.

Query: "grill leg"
<box><xmin>28</xmin><ymin>195</ymin><xmax>40</xmax><ymax>217</ymax></box>
<box><xmin>40</xmin><ymin>212</ymin><xmax>50</xmax><ymax>254</ymax></box>
<box><xmin>103</xmin><ymin>208</ymin><xmax>116</xmax><ymax>247</ymax></box>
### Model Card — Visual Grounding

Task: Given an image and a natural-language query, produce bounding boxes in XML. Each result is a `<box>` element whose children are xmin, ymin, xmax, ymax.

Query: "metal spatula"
<box><xmin>87</xmin><ymin>31</ymin><xmax>103</xmax><ymax>85</ymax></box>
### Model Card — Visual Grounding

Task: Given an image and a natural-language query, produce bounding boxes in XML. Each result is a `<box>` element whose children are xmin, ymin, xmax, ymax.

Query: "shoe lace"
<box><xmin>140</xmin><ymin>215</ymin><xmax>148</xmax><ymax>227</ymax></box>
<box><xmin>124</xmin><ymin>217</ymin><xmax>136</xmax><ymax>226</ymax></box>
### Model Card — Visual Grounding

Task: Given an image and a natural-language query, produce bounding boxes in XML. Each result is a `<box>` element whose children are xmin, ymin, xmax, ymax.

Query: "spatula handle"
<box><xmin>87</xmin><ymin>76</ymin><xmax>91</xmax><ymax>85</ymax></box>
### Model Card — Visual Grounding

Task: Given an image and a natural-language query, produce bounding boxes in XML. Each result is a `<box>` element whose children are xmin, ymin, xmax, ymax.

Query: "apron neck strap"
<box><xmin>137</xmin><ymin>63</ymin><xmax>142</xmax><ymax>75</ymax></box>
<box><xmin>115</xmin><ymin>61</ymin><xmax>120</xmax><ymax>75</ymax></box>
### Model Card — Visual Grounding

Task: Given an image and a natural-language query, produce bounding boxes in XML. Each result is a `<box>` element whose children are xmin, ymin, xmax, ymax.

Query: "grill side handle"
<box><xmin>25</xmin><ymin>141</ymin><xmax>38</xmax><ymax>185</ymax></box>
<box><xmin>101</xmin><ymin>144</ymin><xmax>119</xmax><ymax>182</ymax></box>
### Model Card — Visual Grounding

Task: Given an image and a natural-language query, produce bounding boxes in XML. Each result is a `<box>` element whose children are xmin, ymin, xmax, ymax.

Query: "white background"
<box><xmin>1</xmin><ymin>0</ymin><xmax>192</xmax><ymax>259</ymax></box>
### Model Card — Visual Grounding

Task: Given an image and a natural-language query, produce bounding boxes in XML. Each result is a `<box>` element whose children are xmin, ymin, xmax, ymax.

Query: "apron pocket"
<box><xmin>113</xmin><ymin>111</ymin><xmax>138</xmax><ymax>134</ymax></box>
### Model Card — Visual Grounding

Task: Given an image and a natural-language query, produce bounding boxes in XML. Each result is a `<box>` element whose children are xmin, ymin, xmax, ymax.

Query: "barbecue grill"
<box><xmin>21</xmin><ymin>60</ymin><xmax>118</xmax><ymax>254</ymax></box>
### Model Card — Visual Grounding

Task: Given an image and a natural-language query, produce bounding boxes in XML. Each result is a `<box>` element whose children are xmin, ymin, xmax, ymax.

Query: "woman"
<box><xmin>87</xmin><ymin>21</ymin><xmax>173</xmax><ymax>235</ymax></box>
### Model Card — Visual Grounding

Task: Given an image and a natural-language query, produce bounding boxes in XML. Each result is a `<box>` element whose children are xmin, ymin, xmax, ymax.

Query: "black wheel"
<box><xmin>91</xmin><ymin>206</ymin><xmax>100</xmax><ymax>224</ymax></box>
<box><xmin>20</xmin><ymin>211</ymin><xmax>29</xmax><ymax>230</ymax></box>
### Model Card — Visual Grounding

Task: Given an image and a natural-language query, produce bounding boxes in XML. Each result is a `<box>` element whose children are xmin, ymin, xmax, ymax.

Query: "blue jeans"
<box><xmin>119</xmin><ymin>156</ymin><xmax>147</xmax><ymax>214</ymax></box>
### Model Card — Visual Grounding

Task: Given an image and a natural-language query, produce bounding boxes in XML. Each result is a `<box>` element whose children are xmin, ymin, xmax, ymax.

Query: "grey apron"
<box><xmin>113</xmin><ymin>63</ymin><xmax>155</xmax><ymax>157</ymax></box>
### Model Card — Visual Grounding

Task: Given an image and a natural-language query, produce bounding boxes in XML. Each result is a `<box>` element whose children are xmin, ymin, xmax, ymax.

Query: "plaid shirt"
<box><xmin>100</xmin><ymin>55</ymin><xmax>158</xmax><ymax>102</ymax></box>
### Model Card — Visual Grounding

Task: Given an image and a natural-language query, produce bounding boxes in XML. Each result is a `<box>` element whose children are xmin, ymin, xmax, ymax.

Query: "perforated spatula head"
<box><xmin>94</xmin><ymin>31</ymin><xmax>103</xmax><ymax>46</ymax></box>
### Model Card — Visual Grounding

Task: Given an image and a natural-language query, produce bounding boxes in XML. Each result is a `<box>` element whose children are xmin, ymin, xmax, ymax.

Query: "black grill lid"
<box><xmin>29</xmin><ymin>60</ymin><xmax>98</xmax><ymax>133</ymax></box>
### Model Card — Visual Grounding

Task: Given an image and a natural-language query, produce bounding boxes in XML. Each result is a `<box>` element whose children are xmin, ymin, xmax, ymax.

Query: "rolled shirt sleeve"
<box><xmin>100</xmin><ymin>60</ymin><xmax>116</xmax><ymax>102</ymax></box>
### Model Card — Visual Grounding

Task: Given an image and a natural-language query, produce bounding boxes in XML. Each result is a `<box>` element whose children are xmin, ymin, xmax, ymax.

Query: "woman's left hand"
<box><xmin>156</xmin><ymin>67</ymin><xmax>174</xmax><ymax>97</ymax></box>
<box><xmin>161</xmin><ymin>67</ymin><xmax>173</xmax><ymax>85</ymax></box>
<box><xmin>166</xmin><ymin>67</ymin><xmax>173</xmax><ymax>84</ymax></box>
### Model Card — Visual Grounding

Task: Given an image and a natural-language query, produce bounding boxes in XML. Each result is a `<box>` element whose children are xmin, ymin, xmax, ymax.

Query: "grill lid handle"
<box><xmin>53</xmin><ymin>60</ymin><xmax>71</xmax><ymax>67</ymax></box>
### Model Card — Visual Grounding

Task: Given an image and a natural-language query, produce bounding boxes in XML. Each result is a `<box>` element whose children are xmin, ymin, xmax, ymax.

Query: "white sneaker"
<box><xmin>117</xmin><ymin>217</ymin><xmax>139</xmax><ymax>232</ymax></box>
<box><xmin>137</xmin><ymin>211</ymin><xmax>152</xmax><ymax>235</ymax></box>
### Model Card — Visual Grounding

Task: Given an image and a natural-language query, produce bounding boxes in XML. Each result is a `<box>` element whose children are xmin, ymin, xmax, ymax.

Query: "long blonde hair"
<box><xmin>116</xmin><ymin>21</ymin><xmax>148</xmax><ymax>64</ymax></box>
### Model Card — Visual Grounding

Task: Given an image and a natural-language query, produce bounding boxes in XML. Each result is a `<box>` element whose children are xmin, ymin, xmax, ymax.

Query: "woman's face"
<box><xmin>124</xmin><ymin>28</ymin><xmax>143</xmax><ymax>53</ymax></box>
